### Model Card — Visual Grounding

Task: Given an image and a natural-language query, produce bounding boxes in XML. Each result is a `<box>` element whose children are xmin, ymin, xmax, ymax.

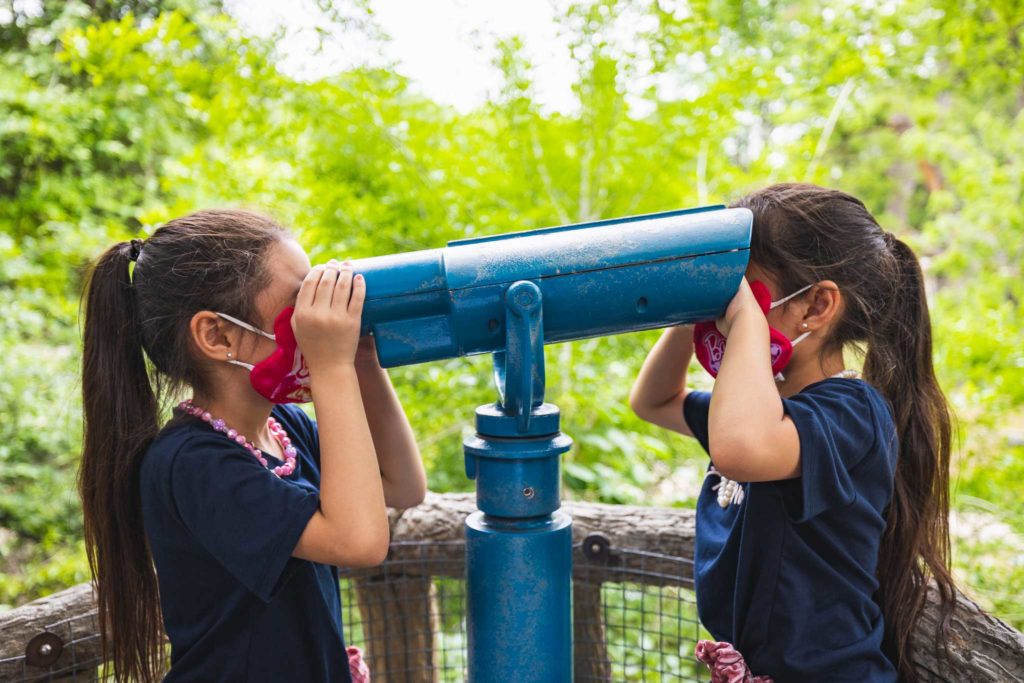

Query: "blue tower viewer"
<box><xmin>347</xmin><ymin>204</ymin><xmax>752</xmax><ymax>681</ymax></box>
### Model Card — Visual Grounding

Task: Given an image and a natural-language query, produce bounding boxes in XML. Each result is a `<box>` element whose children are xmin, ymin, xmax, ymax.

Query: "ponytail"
<box><xmin>865</xmin><ymin>234</ymin><xmax>956</xmax><ymax>680</ymax></box>
<box><xmin>80</xmin><ymin>241</ymin><xmax>166</xmax><ymax>682</ymax></box>
<box><xmin>733</xmin><ymin>184</ymin><xmax>959</xmax><ymax>681</ymax></box>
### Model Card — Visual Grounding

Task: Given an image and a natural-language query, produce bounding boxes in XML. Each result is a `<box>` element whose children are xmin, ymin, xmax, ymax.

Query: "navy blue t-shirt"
<box><xmin>139</xmin><ymin>404</ymin><xmax>352</xmax><ymax>683</ymax></box>
<box><xmin>683</xmin><ymin>378</ymin><xmax>899</xmax><ymax>682</ymax></box>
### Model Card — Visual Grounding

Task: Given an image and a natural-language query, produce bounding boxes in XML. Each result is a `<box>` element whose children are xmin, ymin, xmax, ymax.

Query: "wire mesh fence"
<box><xmin>573</xmin><ymin>536</ymin><xmax>706</xmax><ymax>682</ymax></box>
<box><xmin>339</xmin><ymin>540</ymin><xmax>469</xmax><ymax>682</ymax></box>
<box><xmin>335</xmin><ymin>535</ymin><xmax>706</xmax><ymax>682</ymax></box>
<box><xmin>2</xmin><ymin>536</ymin><xmax>707</xmax><ymax>682</ymax></box>
<box><xmin>0</xmin><ymin>607</ymin><xmax>102</xmax><ymax>682</ymax></box>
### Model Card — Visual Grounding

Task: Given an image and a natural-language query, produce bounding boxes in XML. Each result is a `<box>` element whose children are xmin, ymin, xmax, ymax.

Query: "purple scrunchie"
<box><xmin>695</xmin><ymin>640</ymin><xmax>774</xmax><ymax>683</ymax></box>
<box><xmin>348</xmin><ymin>646</ymin><xmax>370</xmax><ymax>682</ymax></box>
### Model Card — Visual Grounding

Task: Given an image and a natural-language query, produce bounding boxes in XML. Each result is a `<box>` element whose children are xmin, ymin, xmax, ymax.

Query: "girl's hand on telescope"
<box><xmin>716</xmin><ymin>277</ymin><xmax>760</xmax><ymax>338</ymax></box>
<box><xmin>292</xmin><ymin>260</ymin><xmax>365</xmax><ymax>372</ymax></box>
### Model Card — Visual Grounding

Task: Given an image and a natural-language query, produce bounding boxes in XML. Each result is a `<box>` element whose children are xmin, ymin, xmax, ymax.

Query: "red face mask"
<box><xmin>217</xmin><ymin>307</ymin><xmax>313</xmax><ymax>404</ymax></box>
<box><xmin>692</xmin><ymin>280</ymin><xmax>813</xmax><ymax>381</ymax></box>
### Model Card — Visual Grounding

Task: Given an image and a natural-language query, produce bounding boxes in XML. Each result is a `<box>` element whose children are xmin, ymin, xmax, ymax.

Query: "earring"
<box><xmin>801</xmin><ymin>323</ymin><xmax>809</xmax><ymax>330</ymax></box>
<box><xmin>227</xmin><ymin>352</ymin><xmax>233</xmax><ymax>359</ymax></box>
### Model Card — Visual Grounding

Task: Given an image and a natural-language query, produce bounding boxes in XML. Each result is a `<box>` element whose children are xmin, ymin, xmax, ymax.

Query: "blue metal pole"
<box><xmin>465</xmin><ymin>281</ymin><xmax>573</xmax><ymax>682</ymax></box>
<box><xmin>337</xmin><ymin>205</ymin><xmax>752</xmax><ymax>680</ymax></box>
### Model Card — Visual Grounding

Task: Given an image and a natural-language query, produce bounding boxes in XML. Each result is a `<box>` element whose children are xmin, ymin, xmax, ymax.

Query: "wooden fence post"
<box><xmin>354</xmin><ymin>573</ymin><xmax>439</xmax><ymax>683</ymax></box>
<box><xmin>2</xmin><ymin>493</ymin><xmax>1022</xmax><ymax>682</ymax></box>
<box><xmin>573</xmin><ymin>579</ymin><xmax>610</xmax><ymax>682</ymax></box>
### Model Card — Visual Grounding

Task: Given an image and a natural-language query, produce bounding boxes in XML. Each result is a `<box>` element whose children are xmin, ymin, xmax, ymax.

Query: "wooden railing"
<box><xmin>2</xmin><ymin>492</ymin><xmax>1022</xmax><ymax>681</ymax></box>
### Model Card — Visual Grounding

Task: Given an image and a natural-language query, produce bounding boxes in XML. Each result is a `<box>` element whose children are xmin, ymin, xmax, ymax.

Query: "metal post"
<box><xmin>465</xmin><ymin>281</ymin><xmax>573</xmax><ymax>682</ymax></box>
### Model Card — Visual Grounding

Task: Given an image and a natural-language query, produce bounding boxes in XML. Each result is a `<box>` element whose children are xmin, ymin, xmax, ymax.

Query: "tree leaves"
<box><xmin>0</xmin><ymin>0</ymin><xmax>1021</xmax><ymax>620</ymax></box>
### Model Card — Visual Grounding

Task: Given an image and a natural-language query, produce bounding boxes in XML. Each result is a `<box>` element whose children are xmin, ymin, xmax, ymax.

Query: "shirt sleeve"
<box><xmin>169</xmin><ymin>433</ymin><xmax>320</xmax><ymax>602</ymax></box>
<box><xmin>682</xmin><ymin>390</ymin><xmax>712</xmax><ymax>454</ymax></box>
<box><xmin>780</xmin><ymin>381</ymin><xmax>880</xmax><ymax>522</ymax></box>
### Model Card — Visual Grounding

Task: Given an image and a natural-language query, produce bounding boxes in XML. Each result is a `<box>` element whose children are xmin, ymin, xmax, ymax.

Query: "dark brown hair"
<box><xmin>80</xmin><ymin>209</ymin><xmax>288</xmax><ymax>682</ymax></box>
<box><xmin>731</xmin><ymin>183</ymin><xmax>955</xmax><ymax>680</ymax></box>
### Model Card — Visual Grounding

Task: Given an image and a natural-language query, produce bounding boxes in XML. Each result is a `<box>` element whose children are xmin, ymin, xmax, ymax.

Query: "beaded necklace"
<box><xmin>176</xmin><ymin>399</ymin><xmax>297</xmax><ymax>477</ymax></box>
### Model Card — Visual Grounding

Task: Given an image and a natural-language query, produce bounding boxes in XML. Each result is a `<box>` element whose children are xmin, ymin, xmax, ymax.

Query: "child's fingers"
<box><xmin>315</xmin><ymin>263</ymin><xmax>340</xmax><ymax>308</ymax></box>
<box><xmin>296</xmin><ymin>265</ymin><xmax>325</xmax><ymax>310</ymax></box>
<box><xmin>332</xmin><ymin>263</ymin><xmax>353</xmax><ymax>312</ymax></box>
<box><xmin>349</xmin><ymin>273</ymin><xmax>366</xmax><ymax>317</ymax></box>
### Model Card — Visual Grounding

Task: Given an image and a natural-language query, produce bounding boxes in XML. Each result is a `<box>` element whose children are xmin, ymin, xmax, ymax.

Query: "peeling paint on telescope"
<box><xmin>348</xmin><ymin>204</ymin><xmax>753</xmax><ymax>368</ymax></box>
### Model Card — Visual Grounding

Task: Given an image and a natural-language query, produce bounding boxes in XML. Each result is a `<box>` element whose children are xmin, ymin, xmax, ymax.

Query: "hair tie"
<box><xmin>129</xmin><ymin>238</ymin><xmax>144</xmax><ymax>262</ymax></box>
<box><xmin>881</xmin><ymin>231</ymin><xmax>897</xmax><ymax>251</ymax></box>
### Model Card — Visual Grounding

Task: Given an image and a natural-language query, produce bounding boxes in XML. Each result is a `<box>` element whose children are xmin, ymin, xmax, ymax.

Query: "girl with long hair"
<box><xmin>80</xmin><ymin>209</ymin><xmax>426</xmax><ymax>681</ymax></box>
<box><xmin>630</xmin><ymin>184</ymin><xmax>955</xmax><ymax>681</ymax></box>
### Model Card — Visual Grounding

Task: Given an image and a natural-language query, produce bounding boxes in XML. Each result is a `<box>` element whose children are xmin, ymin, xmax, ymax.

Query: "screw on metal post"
<box><xmin>25</xmin><ymin>632</ymin><xmax>63</xmax><ymax>668</ymax></box>
<box><xmin>581</xmin><ymin>534</ymin><xmax>620</xmax><ymax>566</ymax></box>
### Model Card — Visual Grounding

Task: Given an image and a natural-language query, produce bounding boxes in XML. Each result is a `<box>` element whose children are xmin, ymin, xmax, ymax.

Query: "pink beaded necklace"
<box><xmin>176</xmin><ymin>399</ymin><xmax>297</xmax><ymax>477</ymax></box>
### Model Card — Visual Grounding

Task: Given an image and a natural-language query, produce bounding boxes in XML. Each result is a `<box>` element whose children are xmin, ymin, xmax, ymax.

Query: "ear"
<box><xmin>801</xmin><ymin>280</ymin><xmax>842</xmax><ymax>332</ymax></box>
<box><xmin>189</xmin><ymin>311</ymin><xmax>238</xmax><ymax>362</ymax></box>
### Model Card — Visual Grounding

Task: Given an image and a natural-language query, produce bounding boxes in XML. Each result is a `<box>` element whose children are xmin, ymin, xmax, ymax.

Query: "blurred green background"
<box><xmin>1</xmin><ymin>0</ymin><xmax>1021</xmax><ymax>632</ymax></box>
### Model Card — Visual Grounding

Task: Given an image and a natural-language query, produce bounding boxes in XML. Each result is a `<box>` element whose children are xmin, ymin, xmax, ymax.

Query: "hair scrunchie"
<box><xmin>128</xmin><ymin>238</ymin><xmax>144</xmax><ymax>262</ymax></box>
<box><xmin>695</xmin><ymin>640</ymin><xmax>774</xmax><ymax>683</ymax></box>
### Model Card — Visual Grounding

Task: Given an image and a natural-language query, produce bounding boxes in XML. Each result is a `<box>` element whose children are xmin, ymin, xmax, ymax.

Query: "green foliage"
<box><xmin>0</xmin><ymin>0</ymin><xmax>1021</xmax><ymax>633</ymax></box>
<box><xmin>601</xmin><ymin>584</ymin><xmax>710</xmax><ymax>680</ymax></box>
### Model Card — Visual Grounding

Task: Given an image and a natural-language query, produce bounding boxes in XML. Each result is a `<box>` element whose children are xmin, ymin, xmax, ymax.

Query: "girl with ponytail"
<box><xmin>630</xmin><ymin>184</ymin><xmax>954</xmax><ymax>681</ymax></box>
<box><xmin>81</xmin><ymin>209</ymin><xmax>426</xmax><ymax>682</ymax></box>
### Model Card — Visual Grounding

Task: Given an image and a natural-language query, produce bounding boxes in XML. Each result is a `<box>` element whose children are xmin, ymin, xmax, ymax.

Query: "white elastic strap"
<box><xmin>226</xmin><ymin>359</ymin><xmax>256</xmax><ymax>371</ymax></box>
<box><xmin>789</xmin><ymin>330</ymin><xmax>812</xmax><ymax>347</ymax></box>
<box><xmin>769</xmin><ymin>283</ymin><xmax>814</xmax><ymax>310</ymax></box>
<box><xmin>773</xmin><ymin>330</ymin><xmax>812</xmax><ymax>383</ymax></box>
<box><xmin>216</xmin><ymin>311</ymin><xmax>275</xmax><ymax>341</ymax></box>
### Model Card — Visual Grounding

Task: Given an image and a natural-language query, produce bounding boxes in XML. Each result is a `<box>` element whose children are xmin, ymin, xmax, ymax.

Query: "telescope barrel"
<box><xmin>352</xmin><ymin>205</ymin><xmax>753</xmax><ymax>368</ymax></box>
<box><xmin>342</xmin><ymin>204</ymin><xmax>754</xmax><ymax>680</ymax></box>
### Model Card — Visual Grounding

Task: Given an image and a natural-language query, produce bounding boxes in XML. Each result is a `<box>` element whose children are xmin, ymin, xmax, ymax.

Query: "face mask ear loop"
<box><xmin>769</xmin><ymin>283</ymin><xmax>815</xmax><ymax>310</ymax></box>
<box><xmin>773</xmin><ymin>330</ymin><xmax>813</xmax><ymax>383</ymax></box>
<box><xmin>226</xmin><ymin>359</ymin><xmax>256</xmax><ymax>371</ymax></box>
<box><xmin>215</xmin><ymin>311</ymin><xmax>276</xmax><ymax>341</ymax></box>
<box><xmin>790</xmin><ymin>330</ymin><xmax>812</xmax><ymax>347</ymax></box>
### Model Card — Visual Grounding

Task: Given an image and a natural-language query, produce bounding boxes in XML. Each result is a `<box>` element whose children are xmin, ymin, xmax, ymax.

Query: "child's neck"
<box><xmin>189</xmin><ymin>390</ymin><xmax>279</xmax><ymax>455</ymax></box>
<box><xmin>776</xmin><ymin>350</ymin><xmax>847</xmax><ymax>399</ymax></box>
